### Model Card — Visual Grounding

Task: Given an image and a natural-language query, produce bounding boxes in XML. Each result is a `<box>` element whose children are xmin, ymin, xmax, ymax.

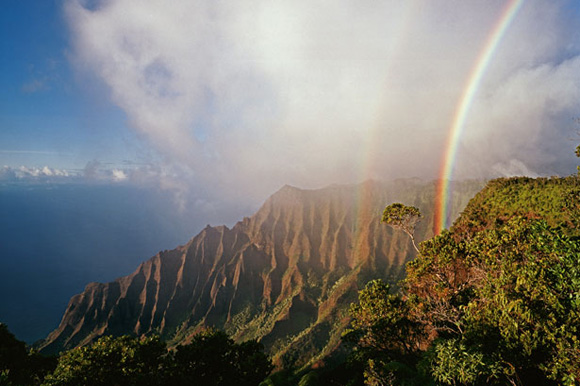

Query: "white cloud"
<box><xmin>111</xmin><ymin>169</ymin><xmax>128</xmax><ymax>181</ymax></box>
<box><xmin>64</xmin><ymin>0</ymin><xmax>580</xmax><ymax>206</ymax></box>
<box><xmin>17</xmin><ymin>166</ymin><xmax>70</xmax><ymax>178</ymax></box>
<box><xmin>0</xmin><ymin>166</ymin><xmax>75</xmax><ymax>181</ymax></box>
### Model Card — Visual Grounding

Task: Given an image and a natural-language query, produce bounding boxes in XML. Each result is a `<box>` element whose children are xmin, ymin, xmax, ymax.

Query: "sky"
<box><xmin>1</xmin><ymin>0</ymin><xmax>580</xmax><ymax>343</ymax></box>
<box><xmin>2</xmin><ymin>0</ymin><xmax>580</xmax><ymax>210</ymax></box>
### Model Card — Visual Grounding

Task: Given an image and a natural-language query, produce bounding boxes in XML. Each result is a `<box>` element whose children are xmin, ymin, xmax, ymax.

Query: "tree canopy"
<box><xmin>0</xmin><ymin>323</ymin><xmax>56</xmax><ymax>386</ymax></box>
<box><xmin>576</xmin><ymin>144</ymin><xmax>580</xmax><ymax>174</ymax></box>
<box><xmin>40</xmin><ymin>329</ymin><xmax>273</xmax><ymax>386</ymax></box>
<box><xmin>348</xmin><ymin>177</ymin><xmax>580</xmax><ymax>385</ymax></box>
<box><xmin>41</xmin><ymin>335</ymin><xmax>167</xmax><ymax>386</ymax></box>
<box><xmin>382</xmin><ymin>203</ymin><xmax>422</xmax><ymax>252</ymax></box>
<box><xmin>170</xmin><ymin>329</ymin><xmax>273</xmax><ymax>386</ymax></box>
<box><xmin>414</xmin><ymin>217</ymin><xmax>580</xmax><ymax>385</ymax></box>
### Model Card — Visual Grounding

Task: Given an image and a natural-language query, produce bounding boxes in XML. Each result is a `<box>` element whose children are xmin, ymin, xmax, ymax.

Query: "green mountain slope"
<box><xmin>454</xmin><ymin>176</ymin><xmax>580</xmax><ymax>233</ymax></box>
<box><xmin>346</xmin><ymin>176</ymin><xmax>580</xmax><ymax>385</ymax></box>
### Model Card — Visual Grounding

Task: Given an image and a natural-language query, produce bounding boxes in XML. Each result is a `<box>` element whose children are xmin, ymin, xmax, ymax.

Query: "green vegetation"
<box><xmin>171</xmin><ymin>329</ymin><xmax>273</xmax><ymax>386</ymax></box>
<box><xmin>382</xmin><ymin>203</ymin><xmax>423</xmax><ymax>252</ymax></box>
<box><xmin>346</xmin><ymin>176</ymin><xmax>580</xmax><ymax>385</ymax></box>
<box><xmin>42</xmin><ymin>335</ymin><xmax>167</xmax><ymax>386</ymax></box>
<box><xmin>457</xmin><ymin>176</ymin><xmax>580</xmax><ymax>231</ymax></box>
<box><xmin>4</xmin><ymin>174</ymin><xmax>580</xmax><ymax>385</ymax></box>
<box><xmin>576</xmin><ymin>144</ymin><xmax>580</xmax><ymax>174</ymax></box>
<box><xmin>343</xmin><ymin>279</ymin><xmax>427</xmax><ymax>385</ymax></box>
<box><xmin>0</xmin><ymin>323</ymin><xmax>56</xmax><ymax>386</ymax></box>
<box><xmin>0</xmin><ymin>325</ymin><xmax>271</xmax><ymax>386</ymax></box>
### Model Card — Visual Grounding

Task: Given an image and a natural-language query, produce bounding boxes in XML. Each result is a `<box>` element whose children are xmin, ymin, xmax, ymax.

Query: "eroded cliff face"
<box><xmin>39</xmin><ymin>179</ymin><xmax>482</xmax><ymax>367</ymax></box>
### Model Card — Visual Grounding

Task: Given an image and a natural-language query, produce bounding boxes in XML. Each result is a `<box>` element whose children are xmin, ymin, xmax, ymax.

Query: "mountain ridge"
<box><xmin>39</xmin><ymin>179</ymin><xmax>484</xmax><ymax>367</ymax></box>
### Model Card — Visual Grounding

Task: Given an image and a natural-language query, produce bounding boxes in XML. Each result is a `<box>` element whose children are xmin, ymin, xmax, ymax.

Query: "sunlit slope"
<box><xmin>453</xmin><ymin>176</ymin><xmax>580</xmax><ymax>233</ymax></box>
<box><xmin>39</xmin><ymin>179</ymin><xmax>483</xmax><ymax>367</ymax></box>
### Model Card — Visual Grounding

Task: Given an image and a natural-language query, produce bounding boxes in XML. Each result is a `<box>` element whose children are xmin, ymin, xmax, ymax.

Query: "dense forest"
<box><xmin>2</xmin><ymin>173</ymin><xmax>580</xmax><ymax>385</ymax></box>
<box><xmin>345</xmin><ymin>176</ymin><xmax>580</xmax><ymax>385</ymax></box>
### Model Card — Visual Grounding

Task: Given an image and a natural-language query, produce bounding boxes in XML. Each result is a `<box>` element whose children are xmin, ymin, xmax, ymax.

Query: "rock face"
<box><xmin>39</xmin><ymin>179</ymin><xmax>482</xmax><ymax>367</ymax></box>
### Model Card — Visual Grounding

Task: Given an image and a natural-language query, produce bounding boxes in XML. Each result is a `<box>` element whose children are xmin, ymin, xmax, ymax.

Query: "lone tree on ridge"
<box><xmin>382</xmin><ymin>203</ymin><xmax>422</xmax><ymax>253</ymax></box>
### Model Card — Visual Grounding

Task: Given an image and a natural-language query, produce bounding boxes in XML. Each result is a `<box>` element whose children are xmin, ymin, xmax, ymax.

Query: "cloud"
<box><xmin>111</xmin><ymin>169</ymin><xmax>128</xmax><ymax>181</ymax></box>
<box><xmin>1</xmin><ymin>162</ymin><xmax>146</xmax><ymax>185</ymax></box>
<box><xmin>64</xmin><ymin>0</ymin><xmax>580</xmax><ymax>206</ymax></box>
<box><xmin>0</xmin><ymin>165</ymin><xmax>74</xmax><ymax>181</ymax></box>
<box><xmin>81</xmin><ymin>160</ymin><xmax>168</xmax><ymax>185</ymax></box>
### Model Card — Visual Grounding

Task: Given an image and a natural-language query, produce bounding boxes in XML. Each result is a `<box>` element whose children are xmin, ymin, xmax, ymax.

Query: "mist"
<box><xmin>65</xmin><ymin>0</ymin><xmax>580</xmax><ymax>209</ymax></box>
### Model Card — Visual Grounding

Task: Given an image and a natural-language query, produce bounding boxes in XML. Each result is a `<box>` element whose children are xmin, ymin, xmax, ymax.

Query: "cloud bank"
<box><xmin>0</xmin><ymin>166</ymin><xmax>76</xmax><ymax>181</ymax></box>
<box><xmin>64</xmin><ymin>0</ymin><xmax>580</xmax><ymax>207</ymax></box>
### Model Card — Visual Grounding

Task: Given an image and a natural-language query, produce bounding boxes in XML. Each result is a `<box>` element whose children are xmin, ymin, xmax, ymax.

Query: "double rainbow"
<box><xmin>434</xmin><ymin>0</ymin><xmax>524</xmax><ymax>234</ymax></box>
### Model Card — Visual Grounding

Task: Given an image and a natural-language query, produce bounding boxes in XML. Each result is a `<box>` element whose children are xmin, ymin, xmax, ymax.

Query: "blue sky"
<box><xmin>1</xmin><ymin>0</ymin><xmax>138</xmax><ymax>172</ymax></box>
<box><xmin>2</xmin><ymin>0</ymin><xmax>580</xmax><ymax>205</ymax></box>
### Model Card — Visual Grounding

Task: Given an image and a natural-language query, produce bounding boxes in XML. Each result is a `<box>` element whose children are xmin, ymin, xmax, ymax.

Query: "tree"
<box><xmin>344</xmin><ymin>280</ymin><xmax>427</xmax><ymax>385</ymax></box>
<box><xmin>41</xmin><ymin>335</ymin><xmax>167</xmax><ymax>386</ymax></box>
<box><xmin>382</xmin><ymin>203</ymin><xmax>422</xmax><ymax>253</ymax></box>
<box><xmin>169</xmin><ymin>329</ymin><xmax>273</xmax><ymax>386</ymax></box>
<box><xmin>0</xmin><ymin>323</ymin><xmax>28</xmax><ymax>385</ymax></box>
<box><xmin>576</xmin><ymin>144</ymin><xmax>580</xmax><ymax>174</ymax></box>
<box><xmin>348</xmin><ymin>212</ymin><xmax>580</xmax><ymax>385</ymax></box>
<box><xmin>41</xmin><ymin>329</ymin><xmax>272</xmax><ymax>386</ymax></box>
<box><xmin>413</xmin><ymin>217</ymin><xmax>580</xmax><ymax>385</ymax></box>
<box><xmin>0</xmin><ymin>323</ymin><xmax>56</xmax><ymax>386</ymax></box>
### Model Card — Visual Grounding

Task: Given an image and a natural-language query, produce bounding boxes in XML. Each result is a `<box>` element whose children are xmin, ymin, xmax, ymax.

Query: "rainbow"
<box><xmin>434</xmin><ymin>0</ymin><xmax>524</xmax><ymax>234</ymax></box>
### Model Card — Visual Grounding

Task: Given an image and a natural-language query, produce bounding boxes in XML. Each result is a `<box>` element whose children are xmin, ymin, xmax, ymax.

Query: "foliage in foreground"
<box><xmin>346</xmin><ymin>177</ymin><xmax>580</xmax><ymax>385</ymax></box>
<box><xmin>36</xmin><ymin>329</ymin><xmax>272</xmax><ymax>386</ymax></box>
<box><xmin>171</xmin><ymin>329</ymin><xmax>273</xmax><ymax>386</ymax></box>
<box><xmin>382</xmin><ymin>203</ymin><xmax>423</xmax><ymax>253</ymax></box>
<box><xmin>0</xmin><ymin>323</ymin><xmax>56</xmax><ymax>386</ymax></box>
<box><xmin>41</xmin><ymin>335</ymin><xmax>167</xmax><ymax>386</ymax></box>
